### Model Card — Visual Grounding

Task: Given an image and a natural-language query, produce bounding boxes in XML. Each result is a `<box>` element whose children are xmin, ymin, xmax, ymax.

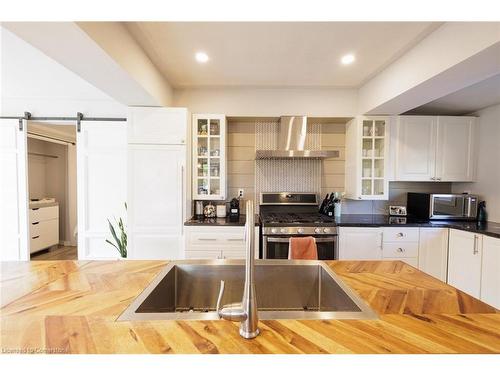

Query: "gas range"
<box><xmin>259</xmin><ymin>193</ymin><xmax>338</xmax><ymax>235</ymax></box>
<box><xmin>259</xmin><ymin>192</ymin><xmax>338</xmax><ymax>260</ymax></box>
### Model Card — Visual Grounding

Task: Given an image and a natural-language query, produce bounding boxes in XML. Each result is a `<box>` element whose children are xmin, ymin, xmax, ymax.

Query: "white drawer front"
<box><xmin>383</xmin><ymin>241</ymin><xmax>418</xmax><ymax>258</ymax></box>
<box><xmin>187</xmin><ymin>227</ymin><xmax>245</xmax><ymax>248</ymax></box>
<box><xmin>29</xmin><ymin>206</ymin><xmax>59</xmax><ymax>223</ymax></box>
<box><xmin>383</xmin><ymin>257</ymin><xmax>418</xmax><ymax>268</ymax></box>
<box><xmin>383</xmin><ymin>227</ymin><xmax>419</xmax><ymax>242</ymax></box>
<box><xmin>30</xmin><ymin>219</ymin><xmax>59</xmax><ymax>253</ymax></box>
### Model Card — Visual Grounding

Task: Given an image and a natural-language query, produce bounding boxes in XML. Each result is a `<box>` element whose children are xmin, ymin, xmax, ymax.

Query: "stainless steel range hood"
<box><xmin>255</xmin><ymin>116</ymin><xmax>340</xmax><ymax>159</ymax></box>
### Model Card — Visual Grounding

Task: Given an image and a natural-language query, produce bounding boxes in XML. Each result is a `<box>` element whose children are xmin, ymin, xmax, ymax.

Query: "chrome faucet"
<box><xmin>216</xmin><ymin>200</ymin><xmax>259</xmax><ymax>339</ymax></box>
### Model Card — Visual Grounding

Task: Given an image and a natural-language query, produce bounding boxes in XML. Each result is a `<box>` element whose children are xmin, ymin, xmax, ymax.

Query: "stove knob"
<box><xmin>297</xmin><ymin>228</ymin><xmax>304</xmax><ymax>234</ymax></box>
<box><xmin>280</xmin><ymin>228</ymin><xmax>288</xmax><ymax>234</ymax></box>
<box><xmin>323</xmin><ymin>227</ymin><xmax>331</xmax><ymax>234</ymax></box>
<box><xmin>270</xmin><ymin>228</ymin><xmax>277</xmax><ymax>234</ymax></box>
<box><xmin>314</xmin><ymin>228</ymin><xmax>321</xmax><ymax>234</ymax></box>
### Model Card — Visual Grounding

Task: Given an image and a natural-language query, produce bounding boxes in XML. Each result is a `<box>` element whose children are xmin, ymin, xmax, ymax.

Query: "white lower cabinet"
<box><xmin>448</xmin><ymin>229</ymin><xmax>482</xmax><ymax>299</ymax></box>
<box><xmin>29</xmin><ymin>205</ymin><xmax>59</xmax><ymax>254</ymax></box>
<box><xmin>382</xmin><ymin>227</ymin><xmax>419</xmax><ymax>267</ymax></box>
<box><xmin>338</xmin><ymin>227</ymin><xmax>383</xmax><ymax>260</ymax></box>
<box><xmin>480</xmin><ymin>236</ymin><xmax>500</xmax><ymax>308</ymax></box>
<box><xmin>418</xmin><ymin>228</ymin><xmax>449</xmax><ymax>282</ymax></box>
<box><xmin>185</xmin><ymin>226</ymin><xmax>259</xmax><ymax>259</ymax></box>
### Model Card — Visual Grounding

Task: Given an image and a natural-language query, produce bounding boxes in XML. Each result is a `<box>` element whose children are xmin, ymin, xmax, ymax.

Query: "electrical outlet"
<box><xmin>238</xmin><ymin>189</ymin><xmax>244</xmax><ymax>198</ymax></box>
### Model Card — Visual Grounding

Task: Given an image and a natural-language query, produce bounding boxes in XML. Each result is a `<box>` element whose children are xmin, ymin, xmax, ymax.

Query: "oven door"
<box><xmin>262</xmin><ymin>235</ymin><xmax>337</xmax><ymax>260</ymax></box>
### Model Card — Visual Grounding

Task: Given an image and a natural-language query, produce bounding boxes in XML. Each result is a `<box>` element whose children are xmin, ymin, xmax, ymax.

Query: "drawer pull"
<box><xmin>226</xmin><ymin>238</ymin><xmax>243</xmax><ymax>242</ymax></box>
<box><xmin>198</xmin><ymin>238</ymin><xmax>217</xmax><ymax>241</ymax></box>
<box><xmin>32</xmin><ymin>235</ymin><xmax>40</xmax><ymax>239</ymax></box>
<box><xmin>396</xmin><ymin>232</ymin><xmax>404</xmax><ymax>238</ymax></box>
<box><xmin>32</xmin><ymin>222</ymin><xmax>40</xmax><ymax>225</ymax></box>
<box><xmin>396</xmin><ymin>247</ymin><xmax>404</xmax><ymax>253</ymax></box>
<box><xmin>31</xmin><ymin>208</ymin><xmax>39</xmax><ymax>211</ymax></box>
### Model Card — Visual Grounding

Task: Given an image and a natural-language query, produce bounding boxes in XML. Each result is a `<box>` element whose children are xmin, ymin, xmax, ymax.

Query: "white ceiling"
<box><xmin>406</xmin><ymin>74</ymin><xmax>500</xmax><ymax>115</ymax></box>
<box><xmin>125</xmin><ymin>22</ymin><xmax>440</xmax><ymax>88</ymax></box>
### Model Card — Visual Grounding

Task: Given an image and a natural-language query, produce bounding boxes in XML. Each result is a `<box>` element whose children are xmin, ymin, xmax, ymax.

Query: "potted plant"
<box><xmin>106</xmin><ymin>203</ymin><xmax>127</xmax><ymax>259</ymax></box>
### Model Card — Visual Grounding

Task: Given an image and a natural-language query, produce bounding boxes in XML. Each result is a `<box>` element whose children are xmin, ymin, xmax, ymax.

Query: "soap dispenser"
<box><xmin>477</xmin><ymin>201</ymin><xmax>487</xmax><ymax>223</ymax></box>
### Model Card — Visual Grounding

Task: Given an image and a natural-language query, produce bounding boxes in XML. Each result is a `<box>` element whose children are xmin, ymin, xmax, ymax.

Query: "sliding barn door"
<box><xmin>0</xmin><ymin>119</ymin><xmax>29</xmax><ymax>260</ymax></box>
<box><xmin>77</xmin><ymin>121</ymin><xmax>127</xmax><ymax>259</ymax></box>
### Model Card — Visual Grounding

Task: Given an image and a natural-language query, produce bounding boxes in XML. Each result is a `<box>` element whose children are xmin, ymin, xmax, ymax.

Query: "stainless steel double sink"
<box><xmin>118</xmin><ymin>259</ymin><xmax>378</xmax><ymax>321</ymax></box>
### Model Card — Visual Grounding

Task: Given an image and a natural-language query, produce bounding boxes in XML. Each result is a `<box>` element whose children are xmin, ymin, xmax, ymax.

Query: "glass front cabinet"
<box><xmin>192</xmin><ymin>114</ymin><xmax>227</xmax><ymax>200</ymax></box>
<box><xmin>345</xmin><ymin>116</ymin><xmax>390</xmax><ymax>200</ymax></box>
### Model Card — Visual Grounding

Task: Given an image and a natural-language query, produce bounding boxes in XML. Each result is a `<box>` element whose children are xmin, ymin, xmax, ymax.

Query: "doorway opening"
<box><xmin>27</xmin><ymin>122</ymin><xmax>78</xmax><ymax>260</ymax></box>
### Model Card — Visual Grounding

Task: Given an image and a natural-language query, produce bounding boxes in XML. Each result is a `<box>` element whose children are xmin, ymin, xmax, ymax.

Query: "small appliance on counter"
<box><xmin>407</xmin><ymin>192</ymin><xmax>478</xmax><ymax>221</ymax></box>
<box><xmin>203</xmin><ymin>202</ymin><xmax>216</xmax><ymax>218</ymax></box>
<box><xmin>216</xmin><ymin>204</ymin><xmax>227</xmax><ymax>218</ymax></box>
<box><xmin>229</xmin><ymin>198</ymin><xmax>240</xmax><ymax>219</ymax></box>
<box><xmin>194</xmin><ymin>201</ymin><xmax>204</xmax><ymax>219</ymax></box>
<box><xmin>389</xmin><ymin>205</ymin><xmax>407</xmax><ymax>216</ymax></box>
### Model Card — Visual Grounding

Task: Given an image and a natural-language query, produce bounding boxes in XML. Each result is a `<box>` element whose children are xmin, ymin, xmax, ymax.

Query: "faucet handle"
<box><xmin>216</xmin><ymin>280</ymin><xmax>225</xmax><ymax>316</ymax></box>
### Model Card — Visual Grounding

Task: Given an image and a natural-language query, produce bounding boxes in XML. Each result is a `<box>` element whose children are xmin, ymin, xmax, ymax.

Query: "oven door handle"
<box><xmin>266</xmin><ymin>236</ymin><xmax>336</xmax><ymax>243</ymax></box>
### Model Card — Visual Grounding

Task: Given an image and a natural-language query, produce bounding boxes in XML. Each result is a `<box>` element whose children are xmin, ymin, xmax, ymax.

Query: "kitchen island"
<box><xmin>1</xmin><ymin>260</ymin><xmax>499</xmax><ymax>354</ymax></box>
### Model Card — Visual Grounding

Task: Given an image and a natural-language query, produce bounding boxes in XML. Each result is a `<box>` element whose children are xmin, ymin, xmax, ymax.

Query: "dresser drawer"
<box><xmin>383</xmin><ymin>227</ymin><xmax>419</xmax><ymax>242</ymax></box>
<box><xmin>29</xmin><ymin>205</ymin><xmax>59</xmax><ymax>223</ymax></box>
<box><xmin>30</xmin><ymin>219</ymin><xmax>59</xmax><ymax>253</ymax></box>
<box><xmin>383</xmin><ymin>241</ymin><xmax>419</xmax><ymax>258</ymax></box>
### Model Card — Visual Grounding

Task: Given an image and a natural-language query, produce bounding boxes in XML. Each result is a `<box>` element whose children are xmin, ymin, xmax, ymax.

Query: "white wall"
<box><xmin>173</xmin><ymin>87</ymin><xmax>358</xmax><ymax>117</ymax></box>
<box><xmin>453</xmin><ymin>104</ymin><xmax>500</xmax><ymax>222</ymax></box>
<box><xmin>0</xmin><ymin>27</ymin><xmax>126</xmax><ymax>117</ymax></box>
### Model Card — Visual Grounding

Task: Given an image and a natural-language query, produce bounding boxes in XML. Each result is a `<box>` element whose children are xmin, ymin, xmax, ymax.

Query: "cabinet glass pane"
<box><xmin>362</xmin><ymin>138</ymin><xmax>373</xmax><ymax>157</ymax></box>
<box><xmin>374</xmin><ymin>179</ymin><xmax>384</xmax><ymax>195</ymax></box>
<box><xmin>362</xmin><ymin>159</ymin><xmax>372</xmax><ymax>178</ymax></box>
<box><xmin>374</xmin><ymin>159</ymin><xmax>384</xmax><ymax>178</ymax></box>
<box><xmin>210</xmin><ymin>158</ymin><xmax>220</xmax><ymax>177</ymax></box>
<box><xmin>210</xmin><ymin>179</ymin><xmax>220</xmax><ymax>195</ymax></box>
<box><xmin>197</xmin><ymin>119</ymin><xmax>208</xmax><ymax>136</ymax></box>
<box><xmin>210</xmin><ymin>120</ymin><xmax>220</xmax><ymax>136</ymax></box>
<box><xmin>374</xmin><ymin>121</ymin><xmax>385</xmax><ymax>137</ymax></box>
<box><xmin>362</xmin><ymin>179</ymin><xmax>372</xmax><ymax>195</ymax></box>
<box><xmin>197</xmin><ymin>179</ymin><xmax>209</xmax><ymax>195</ymax></box>
<box><xmin>374</xmin><ymin>138</ymin><xmax>384</xmax><ymax>157</ymax></box>
<box><xmin>197</xmin><ymin>158</ymin><xmax>208</xmax><ymax>177</ymax></box>
<box><xmin>362</xmin><ymin>120</ymin><xmax>373</xmax><ymax>136</ymax></box>
<box><xmin>197</xmin><ymin>138</ymin><xmax>208</xmax><ymax>157</ymax></box>
<box><xmin>210</xmin><ymin>137</ymin><xmax>220</xmax><ymax>157</ymax></box>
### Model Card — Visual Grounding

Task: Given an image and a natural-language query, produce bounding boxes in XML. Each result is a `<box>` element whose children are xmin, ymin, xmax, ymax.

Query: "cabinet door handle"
<box><xmin>226</xmin><ymin>238</ymin><xmax>242</xmax><ymax>242</ymax></box>
<box><xmin>396</xmin><ymin>232</ymin><xmax>404</xmax><ymax>238</ymax></box>
<box><xmin>396</xmin><ymin>247</ymin><xmax>404</xmax><ymax>253</ymax></box>
<box><xmin>430</xmin><ymin>177</ymin><xmax>435</xmax><ymax>181</ymax></box>
<box><xmin>32</xmin><ymin>235</ymin><xmax>40</xmax><ymax>239</ymax></box>
<box><xmin>436</xmin><ymin>177</ymin><xmax>442</xmax><ymax>181</ymax></box>
<box><xmin>32</xmin><ymin>222</ymin><xmax>40</xmax><ymax>225</ymax></box>
<box><xmin>199</xmin><ymin>238</ymin><xmax>217</xmax><ymax>241</ymax></box>
<box><xmin>473</xmin><ymin>235</ymin><xmax>479</xmax><ymax>255</ymax></box>
<box><xmin>31</xmin><ymin>208</ymin><xmax>39</xmax><ymax>211</ymax></box>
<box><xmin>379</xmin><ymin>232</ymin><xmax>383</xmax><ymax>250</ymax></box>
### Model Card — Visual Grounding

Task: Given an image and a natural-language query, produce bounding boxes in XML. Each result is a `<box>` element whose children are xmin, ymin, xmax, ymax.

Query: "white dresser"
<box><xmin>29</xmin><ymin>203</ymin><xmax>59</xmax><ymax>254</ymax></box>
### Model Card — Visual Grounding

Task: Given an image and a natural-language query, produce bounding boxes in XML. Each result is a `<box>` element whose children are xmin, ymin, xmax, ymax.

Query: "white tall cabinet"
<box><xmin>394</xmin><ymin>116</ymin><xmax>476</xmax><ymax>182</ymax></box>
<box><xmin>127</xmin><ymin>107</ymin><xmax>188</xmax><ymax>260</ymax></box>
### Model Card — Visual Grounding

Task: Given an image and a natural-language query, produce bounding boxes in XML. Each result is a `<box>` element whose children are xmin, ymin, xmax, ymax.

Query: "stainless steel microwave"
<box><xmin>407</xmin><ymin>193</ymin><xmax>478</xmax><ymax>220</ymax></box>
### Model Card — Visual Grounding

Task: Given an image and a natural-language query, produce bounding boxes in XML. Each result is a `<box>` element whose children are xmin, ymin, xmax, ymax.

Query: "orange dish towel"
<box><xmin>288</xmin><ymin>236</ymin><xmax>318</xmax><ymax>260</ymax></box>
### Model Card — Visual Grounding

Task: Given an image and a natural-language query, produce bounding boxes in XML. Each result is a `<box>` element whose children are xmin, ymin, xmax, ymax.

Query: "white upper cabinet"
<box><xmin>128</xmin><ymin>107</ymin><xmax>188</xmax><ymax>145</ymax></box>
<box><xmin>395</xmin><ymin>116</ymin><xmax>437</xmax><ymax>181</ymax></box>
<box><xmin>447</xmin><ymin>229</ymin><xmax>482</xmax><ymax>298</ymax></box>
<box><xmin>338</xmin><ymin>227</ymin><xmax>383</xmax><ymax>260</ymax></box>
<box><xmin>394</xmin><ymin>116</ymin><xmax>476</xmax><ymax>182</ymax></box>
<box><xmin>435</xmin><ymin>116</ymin><xmax>476</xmax><ymax>182</ymax></box>
<box><xmin>345</xmin><ymin>116</ymin><xmax>390</xmax><ymax>200</ymax></box>
<box><xmin>480</xmin><ymin>236</ymin><xmax>500</xmax><ymax>309</ymax></box>
<box><xmin>192</xmin><ymin>114</ymin><xmax>227</xmax><ymax>201</ymax></box>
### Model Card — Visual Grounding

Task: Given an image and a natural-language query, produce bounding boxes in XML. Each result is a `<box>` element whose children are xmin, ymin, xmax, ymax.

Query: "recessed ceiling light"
<box><xmin>195</xmin><ymin>52</ymin><xmax>209</xmax><ymax>63</ymax></box>
<box><xmin>341</xmin><ymin>54</ymin><xmax>355</xmax><ymax>65</ymax></box>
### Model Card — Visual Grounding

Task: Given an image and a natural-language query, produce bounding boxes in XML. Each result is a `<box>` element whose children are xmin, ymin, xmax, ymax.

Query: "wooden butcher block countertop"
<box><xmin>1</xmin><ymin>260</ymin><xmax>499</xmax><ymax>354</ymax></box>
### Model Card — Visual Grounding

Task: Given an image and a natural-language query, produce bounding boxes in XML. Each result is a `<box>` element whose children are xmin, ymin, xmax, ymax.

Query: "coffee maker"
<box><xmin>229</xmin><ymin>198</ymin><xmax>240</xmax><ymax>221</ymax></box>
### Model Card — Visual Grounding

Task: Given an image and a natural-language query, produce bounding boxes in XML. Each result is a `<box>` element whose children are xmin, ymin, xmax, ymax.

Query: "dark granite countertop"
<box><xmin>336</xmin><ymin>214</ymin><xmax>500</xmax><ymax>239</ymax></box>
<box><xmin>184</xmin><ymin>214</ymin><xmax>260</xmax><ymax>226</ymax></box>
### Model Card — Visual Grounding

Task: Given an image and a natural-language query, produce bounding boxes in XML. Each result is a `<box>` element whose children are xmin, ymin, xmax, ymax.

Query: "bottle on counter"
<box><xmin>477</xmin><ymin>201</ymin><xmax>487</xmax><ymax>223</ymax></box>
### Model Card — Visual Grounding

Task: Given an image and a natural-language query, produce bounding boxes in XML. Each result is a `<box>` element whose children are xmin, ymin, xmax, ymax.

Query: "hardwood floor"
<box><xmin>30</xmin><ymin>245</ymin><xmax>77</xmax><ymax>260</ymax></box>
